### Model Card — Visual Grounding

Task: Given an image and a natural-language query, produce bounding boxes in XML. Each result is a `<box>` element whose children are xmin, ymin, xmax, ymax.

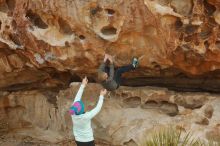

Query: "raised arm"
<box><xmin>107</xmin><ymin>54</ymin><xmax>114</xmax><ymax>80</ymax></box>
<box><xmin>84</xmin><ymin>89</ymin><xmax>107</xmax><ymax>119</ymax></box>
<box><xmin>98</xmin><ymin>62</ymin><xmax>106</xmax><ymax>72</ymax></box>
<box><xmin>73</xmin><ymin>84</ymin><xmax>85</xmax><ymax>103</ymax></box>
<box><xmin>108</xmin><ymin>63</ymin><xmax>114</xmax><ymax>80</ymax></box>
<box><xmin>71</xmin><ymin>76</ymin><xmax>88</xmax><ymax>104</ymax></box>
<box><xmin>98</xmin><ymin>54</ymin><xmax>109</xmax><ymax>72</ymax></box>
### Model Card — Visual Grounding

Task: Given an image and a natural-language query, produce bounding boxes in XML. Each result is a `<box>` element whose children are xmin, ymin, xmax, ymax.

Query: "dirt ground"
<box><xmin>0</xmin><ymin>135</ymin><xmax>113</xmax><ymax>146</ymax></box>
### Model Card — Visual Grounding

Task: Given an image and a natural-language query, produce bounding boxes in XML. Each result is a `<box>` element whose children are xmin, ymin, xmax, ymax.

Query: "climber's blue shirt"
<box><xmin>71</xmin><ymin>84</ymin><xmax>104</xmax><ymax>142</ymax></box>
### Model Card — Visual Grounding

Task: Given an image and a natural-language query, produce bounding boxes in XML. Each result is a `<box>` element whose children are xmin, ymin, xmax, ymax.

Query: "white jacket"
<box><xmin>71</xmin><ymin>84</ymin><xmax>104</xmax><ymax>142</ymax></box>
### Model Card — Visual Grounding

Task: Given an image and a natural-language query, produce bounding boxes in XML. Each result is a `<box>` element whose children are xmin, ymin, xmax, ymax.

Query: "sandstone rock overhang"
<box><xmin>0</xmin><ymin>0</ymin><xmax>219</xmax><ymax>92</ymax></box>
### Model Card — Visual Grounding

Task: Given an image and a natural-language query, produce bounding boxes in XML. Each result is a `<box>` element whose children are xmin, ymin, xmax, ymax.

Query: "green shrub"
<box><xmin>143</xmin><ymin>127</ymin><xmax>220</xmax><ymax>146</ymax></box>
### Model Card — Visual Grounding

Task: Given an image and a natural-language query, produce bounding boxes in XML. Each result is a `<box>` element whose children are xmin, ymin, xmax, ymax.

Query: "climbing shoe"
<box><xmin>132</xmin><ymin>57</ymin><xmax>139</xmax><ymax>68</ymax></box>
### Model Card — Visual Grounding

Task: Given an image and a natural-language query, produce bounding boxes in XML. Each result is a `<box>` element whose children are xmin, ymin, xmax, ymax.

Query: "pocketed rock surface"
<box><xmin>0</xmin><ymin>83</ymin><xmax>220</xmax><ymax>145</ymax></box>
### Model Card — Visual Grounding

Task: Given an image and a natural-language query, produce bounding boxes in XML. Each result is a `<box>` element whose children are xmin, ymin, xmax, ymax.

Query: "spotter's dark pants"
<box><xmin>75</xmin><ymin>140</ymin><xmax>95</xmax><ymax>146</ymax></box>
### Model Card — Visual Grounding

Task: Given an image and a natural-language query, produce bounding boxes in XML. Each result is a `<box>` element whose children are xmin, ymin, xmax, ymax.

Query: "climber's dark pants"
<box><xmin>104</xmin><ymin>64</ymin><xmax>134</xmax><ymax>89</ymax></box>
<box><xmin>114</xmin><ymin>64</ymin><xmax>134</xmax><ymax>85</ymax></box>
<box><xmin>75</xmin><ymin>140</ymin><xmax>95</xmax><ymax>146</ymax></box>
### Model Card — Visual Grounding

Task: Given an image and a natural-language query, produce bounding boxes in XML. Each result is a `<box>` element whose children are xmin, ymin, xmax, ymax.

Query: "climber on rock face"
<box><xmin>69</xmin><ymin>76</ymin><xmax>107</xmax><ymax>146</ymax></box>
<box><xmin>97</xmin><ymin>53</ymin><xmax>139</xmax><ymax>91</ymax></box>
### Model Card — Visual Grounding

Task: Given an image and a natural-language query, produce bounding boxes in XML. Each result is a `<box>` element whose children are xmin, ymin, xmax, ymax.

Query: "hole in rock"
<box><xmin>6</xmin><ymin>0</ymin><xmax>15</xmax><ymax>11</ymax></box>
<box><xmin>184</xmin><ymin>24</ymin><xmax>198</xmax><ymax>34</ymax></box>
<box><xmin>90</xmin><ymin>6</ymin><xmax>102</xmax><ymax>15</ymax></box>
<box><xmin>199</xmin><ymin>25</ymin><xmax>212</xmax><ymax>40</ymax></box>
<box><xmin>26</xmin><ymin>10</ymin><xmax>48</xmax><ymax>29</ymax></box>
<box><xmin>204</xmin><ymin>41</ymin><xmax>209</xmax><ymax>49</ymax></box>
<box><xmin>0</xmin><ymin>21</ymin><xmax>2</xmax><ymax>29</ymax></box>
<box><xmin>154</xmin><ymin>65</ymin><xmax>161</xmax><ymax>71</ymax></box>
<box><xmin>151</xmin><ymin>61</ymin><xmax>161</xmax><ymax>70</ymax></box>
<box><xmin>123</xmin><ymin>96</ymin><xmax>141</xmax><ymax>108</ymax></box>
<box><xmin>175</xmin><ymin>18</ymin><xmax>183</xmax><ymax>30</ymax></box>
<box><xmin>151</xmin><ymin>61</ymin><xmax>160</xmax><ymax>68</ymax></box>
<box><xmin>204</xmin><ymin>0</ymin><xmax>216</xmax><ymax>16</ymax></box>
<box><xmin>79</xmin><ymin>35</ymin><xmax>85</xmax><ymax>40</ymax></box>
<box><xmin>194</xmin><ymin>40</ymin><xmax>200</xmax><ymax>46</ymax></box>
<box><xmin>179</xmin><ymin>33</ymin><xmax>184</xmax><ymax>40</ymax></box>
<box><xmin>208</xmin><ymin>17</ymin><xmax>217</xmax><ymax>27</ymax></box>
<box><xmin>101</xmin><ymin>26</ymin><xmax>117</xmax><ymax>35</ymax></box>
<box><xmin>65</xmin><ymin>41</ymin><xmax>70</xmax><ymax>47</ymax></box>
<box><xmin>58</xmin><ymin>17</ymin><xmax>73</xmax><ymax>35</ymax></box>
<box><xmin>5</xmin><ymin>25</ymin><xmax>10</xmax><ymax>29</ymax></box>
<box><xmin>11</xmin><ymin>20</ymin><xmax>17</xmax><ymax>29</ymax></box>
<box><xmin>215</xmin><ymin>41</ymin><xmax>220</xmax><ymax>49</ymax></box>
<box><xmin>69</xmin><ymin>74</ymin><xmax>82</xmax><ymax>83</ymax></box>
<box><xmin>23</xmin><ymin>2</ymin><xmax>26</xmax><ymax>8</ymax></box>
<box><xmin>160</xmin><ymin>101</ymin><xmax>179</xmax><ymax>116</ymax></box>
<box><xmin>105</xmin><ymin>8</ymin><xmax>115</xmax><ymax>15</ymax></box>
<box><xmin>184</xmin><ymin>35</ymin><xmax>193</xmax><ymax>42</ymax></box>
<box><xmin>123</xmin><ymin>139</ymin><xmax>137</xmax><ymax>146</ymax></box>
<box><xmin>175</xmin><ymin>95</ymin><xmax>207</xmax><ymax>109</ymax></box>
<box><xmin>142</xmin><ymin>100</ymin><xmax>159</xmax><ymax>109</ymax></box>
<box><xmin>9</xmin><ymin>34</ymin><xmax>21</xmax><ymax>46</ymax></box>
<box><xmin>121</xmin><ymin>92</ymin><xmax>129</xmax><ymax>98</ymax></box>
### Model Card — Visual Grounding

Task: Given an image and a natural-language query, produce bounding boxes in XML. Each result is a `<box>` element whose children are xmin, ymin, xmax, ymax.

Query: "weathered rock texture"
<box><xmin>1</xmin><ymin>0</ymin><xmax>220</xmax><ymax>145</ymax></box>
<box><xmin>0</xmin><ymin>84</ymin><xmax>220</xmax><ymax>145</ymax></box>
<box><xmin>0</xmin><ymin>0</ymin><xmax>220</xmax><ymax>90</ymax></box>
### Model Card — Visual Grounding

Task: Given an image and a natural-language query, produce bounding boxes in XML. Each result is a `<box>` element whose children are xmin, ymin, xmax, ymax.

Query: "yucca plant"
<box><xmin>206</xmin><ymin>140</ymin><xmax>220</xmax><ymax>146</ymax></box>
<box><xmin>144</xmin><ymin>127</ymin><xmax>220</xmax><ymax>146</ymax></box>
